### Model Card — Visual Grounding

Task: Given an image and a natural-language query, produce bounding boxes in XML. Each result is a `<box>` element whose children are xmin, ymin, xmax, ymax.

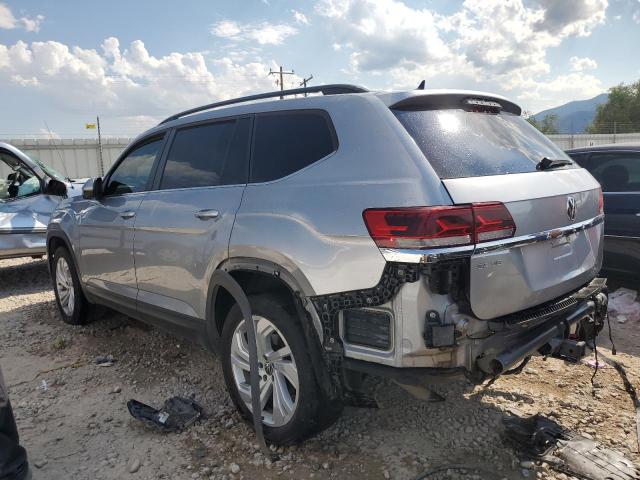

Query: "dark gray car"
<box><xmin>567</xmin><ymin>143</ymin><xmax>640</xmax><ymax>279</ymax></box>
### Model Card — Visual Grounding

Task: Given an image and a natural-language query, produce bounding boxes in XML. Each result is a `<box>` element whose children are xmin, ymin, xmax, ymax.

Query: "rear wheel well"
<box><xmin>213</xmin><ymin>270</ymin><xmax>296</xmax><ymax>335</ymax></box>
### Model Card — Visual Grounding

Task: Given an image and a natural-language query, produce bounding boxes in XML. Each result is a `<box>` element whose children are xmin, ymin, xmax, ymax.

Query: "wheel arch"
<box><xmin>206</xmin><ymin>257</ymin><xmax>323</xmax><ymax>345</ymax></box>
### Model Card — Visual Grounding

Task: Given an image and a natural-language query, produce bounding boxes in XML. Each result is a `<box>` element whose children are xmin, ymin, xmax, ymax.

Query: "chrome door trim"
<box><xmin>380</xmin><ymin>214</ymin><xmax>605</xmax><ymax>264</ymax></box>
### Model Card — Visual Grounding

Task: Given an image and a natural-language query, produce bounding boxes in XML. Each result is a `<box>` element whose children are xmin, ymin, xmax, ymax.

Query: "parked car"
<box><xmin>0</xmin><ymin>142</ymin><xmax>82</xmax><ymax>260</ymax></box>
<box><xmin>47</xmin><ymin>85</ymin><xmax>608</xmax><ymax>444</ymax></box>
<box><xmin>566</xmin><ymin>143</ymin><xmax>640</xmax><ymax>281</ymax></box>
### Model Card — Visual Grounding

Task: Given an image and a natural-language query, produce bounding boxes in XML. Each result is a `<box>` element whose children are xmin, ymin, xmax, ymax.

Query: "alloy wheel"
<box><xmin>55</xmin><ymin>256</ymin><xmax>75</xmax><ymax>316</ymax></box>
<box><xmin>229</xmin><ymin>316</ymin><xmax>299</xmax><ymax>427</ymax></box>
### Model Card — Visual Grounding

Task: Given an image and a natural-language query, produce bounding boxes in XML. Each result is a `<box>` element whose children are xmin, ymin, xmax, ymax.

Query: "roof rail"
<box><xmin>159</xmin><ymin>83</ymin><xmax>368</xmax><ymax>125</ymax></box>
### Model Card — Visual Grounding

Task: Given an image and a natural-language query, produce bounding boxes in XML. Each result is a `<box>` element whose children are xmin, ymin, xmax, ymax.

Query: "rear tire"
<box><xmin>221</xmin><ymin>294</ymin><xmax>337</xmax><ymax>444</ymax></box>
<box><xmin>52</xmin><ymin>246</ymin><xmax>90</xmax><ymax>325</ymax></box>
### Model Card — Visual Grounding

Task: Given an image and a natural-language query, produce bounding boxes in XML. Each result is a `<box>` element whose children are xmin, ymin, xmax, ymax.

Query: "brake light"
<box><xmin>598</xmin><ymin>188</ymin><xmax>604</xmax><ymax>215</ymax></box>
<box><xmin>363</xmin><ymin>203</ymin><xmax>515</xmax><ymax>249</ymax></box>
<box><xmin>473</xmin><ymin>202</ymin><xmax>516</xmax><ymax>242</ymax></box>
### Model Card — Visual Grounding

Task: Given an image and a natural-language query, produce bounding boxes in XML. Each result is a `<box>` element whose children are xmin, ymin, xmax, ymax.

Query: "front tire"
<box><xmin>221</xmin><ymin>294</ymin><xmax>334</xmax><ymax>444</ymax></box>
<box><xmin>52</xmin><ymin>246</ymin><xmax>90</xmax><ymax>325</ymax></box>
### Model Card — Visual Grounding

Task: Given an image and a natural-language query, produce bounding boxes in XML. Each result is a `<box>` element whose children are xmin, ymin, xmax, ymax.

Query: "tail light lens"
<box><xmin>598</xmin><ymin>188</ymin><xmax>604</xmax><ymax>215</ymax></box>
<box><xmin>473</xmin><ymin>202</ymin><xmax>516</xmax><ymax>242</ymax></box>
<box><xmin>363</xmin><ymin>202</ymin><xmax>515</xmax><ymax>249</ymax></box>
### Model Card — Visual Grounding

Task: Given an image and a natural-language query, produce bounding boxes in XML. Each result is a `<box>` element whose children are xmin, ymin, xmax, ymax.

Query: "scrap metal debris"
<box><xmin>127</xmin><ymin>397</ymin><xmax>204</xmax><ymax>432</ymax></box>
<box><xmin>504</xmin><ymin>414</ymin><xmax>640</xmax><ymax>479</ymax></box>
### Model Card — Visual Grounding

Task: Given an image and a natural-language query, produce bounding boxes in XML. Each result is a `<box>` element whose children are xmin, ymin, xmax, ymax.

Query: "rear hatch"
<box><xmin>392</xmin><ymin>96</ymin><xmax>603</xmax><ymax>320</ymax></box>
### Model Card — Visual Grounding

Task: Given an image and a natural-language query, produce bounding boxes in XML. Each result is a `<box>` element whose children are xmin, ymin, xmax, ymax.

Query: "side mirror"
<box><xmin>46</xmin><ymin>178</ymin><xmax>68</xmax><ymax>197</ymax></box>
<box><xmin>83</xmin><ymin>177</ymin><xmax>103</xmax><ymax>200</ymax></box>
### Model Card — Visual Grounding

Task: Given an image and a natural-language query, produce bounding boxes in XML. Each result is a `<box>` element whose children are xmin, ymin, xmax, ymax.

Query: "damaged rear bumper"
<box><xmin>475</xmin><ymin>278</ymin><xmax>607</xmax><ymax>375</ymax></box>
<box><xmin>332</xmin><ymin>275</ymin><xmax>608</xmax><ymax>383</ymax></box>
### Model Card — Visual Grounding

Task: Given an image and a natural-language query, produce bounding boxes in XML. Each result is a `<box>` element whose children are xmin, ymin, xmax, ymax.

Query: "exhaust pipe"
<box><xmin>482</xmin><ymin>300</ymin><xmax>595</xmax><ymax>375</ymax></box>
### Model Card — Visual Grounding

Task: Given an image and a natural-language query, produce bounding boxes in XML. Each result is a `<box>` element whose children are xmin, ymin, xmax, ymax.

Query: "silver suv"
<box><xmin>47</xmin><ymin>84</ymin><xmax>608</xmax><ymax>444</ymax></box>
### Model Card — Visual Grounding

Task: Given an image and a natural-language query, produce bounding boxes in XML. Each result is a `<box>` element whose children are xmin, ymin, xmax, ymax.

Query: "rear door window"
<box><xmin>393</xmin><ymin>109</ymin><xmax>575</xmax><ymax>179</ymax></box>
<box><xmin>586</xmin><ymin>152</ymin><xmax>640</xmax><ymax>192</ymax></box>
<box><xmin>250</xmin><ymin>110</ymin><xmax>337</xmax><ymax>183</ymax></box>
<box><xmin>160</xmin><ymin>117</ymin><xmax>250</xmax><ymax>190</ymax></box>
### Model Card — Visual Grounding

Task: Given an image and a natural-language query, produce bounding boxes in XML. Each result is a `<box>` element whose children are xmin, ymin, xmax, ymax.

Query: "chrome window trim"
<box><xmin>380</xmin><ymin>214</ymin><xmax>604</xmax><ymax>264</ymax></box>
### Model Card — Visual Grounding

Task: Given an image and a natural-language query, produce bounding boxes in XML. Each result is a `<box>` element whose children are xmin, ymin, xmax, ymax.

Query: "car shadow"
<box><xmin>0</xmin><ymin>257</ymin><xmax>51</xmax><ymax>298</ymax></box>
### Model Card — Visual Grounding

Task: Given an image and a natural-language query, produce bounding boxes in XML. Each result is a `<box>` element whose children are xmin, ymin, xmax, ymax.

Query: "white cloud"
<box><xmin>210</xmin><ymin>20</ymin><xmax>298</xmax><ymax>45</ymax></box>
<box><xmin>633</xmin><ymin>0</ymin><xmax>640</xmax><ymax>23</ymax></box>
<box><xmin>0</xmin><ymin>2</ymin><xmax>44</xmax><ymax>32</ymax></box>
<box><xmin>211</xmin><ymin>20</ymin><xmax>241</xmax><ymax>38</ymax></box>
<box><xmin>316</xmin><ymin>0</ymin><xmax>454</xmax><ymax>72</ymax></box>
<box><xmin>570</xmin><ymin>56</ymin><xmax>597</xmax><ymax>71</ymax></box>
<box><xmin>0</xmin><ymin>37</ymin><xmax>280</xmax><ymax>118</ymax></box>
<box><xmin>292</xmin><ymin>10</ymin><xmax>310</xmax><ymax>25</ymax></box>
<box><xmin>316</xmin><ymin>0</ymin><xmax>608</xmax><ymax>110</ymax></box>
<box><xmin>516</xmin><ymin>72</ymin><xmax>604</xmax><ymax>112</ymax></box>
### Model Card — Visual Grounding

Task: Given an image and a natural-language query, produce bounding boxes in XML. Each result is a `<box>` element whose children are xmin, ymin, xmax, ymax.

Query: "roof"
<box><xmin>154</xmin><ymin>84</ymin><xmax>523</xmax><ymax>129</ymax></box>
<box><xmin>566</xmin><ymin>142</ymin><xmax>640</xmax><ymax>153</ymax></box>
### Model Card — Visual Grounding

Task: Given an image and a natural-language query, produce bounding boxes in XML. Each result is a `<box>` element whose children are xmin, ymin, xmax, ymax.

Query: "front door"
<box><xmin>77</xmin><ymin>135</ymin><xmax>165</xmax><ymax>302</ymax></box>
<box><xmin>586</xmin><ymin>151</ymin><xmax>640</xmax><ymax>276</ymax></box>
<box><xmin>0</xmin><ymin>148</ymin><xmax>54</xmax><ymax>257</ymax></box>
<box><xmin>133</xmin><ymin>117</ymin><xmax>251</xmax><ymax>323</ymax></box>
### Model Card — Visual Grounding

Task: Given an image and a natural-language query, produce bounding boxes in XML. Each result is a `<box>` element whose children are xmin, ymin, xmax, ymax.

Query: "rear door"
<box><xmin>394</xmin><ymin>106</ymin><xmax>602</xmax><ymax>320</ymax></box>
<box><xmin>576</xmin><ymin>151</ymin><xmax>640</xmax><ymax>276</ymax></box>
<box><xmin>133</xmin><ymin>116</ymin><xmax>251</xmax><ymax>324</ymax></box>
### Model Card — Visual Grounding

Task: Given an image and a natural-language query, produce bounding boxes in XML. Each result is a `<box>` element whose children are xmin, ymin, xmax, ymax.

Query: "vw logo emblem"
<box><xmin>567</xmin><ymin>196</ymin><xmax>577</xmax><ymax>221</ymax></box>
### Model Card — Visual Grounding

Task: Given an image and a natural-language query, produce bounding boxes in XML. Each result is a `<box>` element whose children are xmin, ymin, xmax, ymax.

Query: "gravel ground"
<box><xmin>1</xmin><ymin>257</ymin><xmax>639</xmax><ymax>480</ymax></box>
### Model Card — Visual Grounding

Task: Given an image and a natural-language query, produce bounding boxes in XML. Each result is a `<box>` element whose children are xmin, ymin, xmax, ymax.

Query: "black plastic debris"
<box><xmin>504</xmin><ymin>414</ymin><xmax>640</xmax><ymax>480</ymax></box>
<box><xmin>127</xmin><ymin>397</ymin><xmax>204</xmax><ymax>432</ymax></box>
<box><xmin>95</xmin><ymin>355</ymin><xmax>114</xmax><ymax>367</ymax></box>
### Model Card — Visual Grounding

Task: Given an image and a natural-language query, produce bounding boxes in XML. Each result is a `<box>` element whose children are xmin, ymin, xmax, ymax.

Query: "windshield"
<box><xmin>31</xmin><ymin>156</ymin><xmax>67</xmax><ymax>181</ymax></box>
<box><xmin>393</xmin><ymin>109</ymin><xmax>575</xmax><ymax>179</ymax></box>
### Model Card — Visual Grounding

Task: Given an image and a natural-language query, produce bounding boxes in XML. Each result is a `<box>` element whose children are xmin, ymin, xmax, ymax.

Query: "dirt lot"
<box><xmin>1</xmin><ymin>257</ymin><xmax>639</xmax><ymax>480</ymax></box>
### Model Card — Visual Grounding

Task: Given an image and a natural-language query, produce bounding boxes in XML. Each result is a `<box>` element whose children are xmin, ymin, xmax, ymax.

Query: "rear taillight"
<box><xmin>598</xmin><ymin>188</ymin><xmax>604</xmax><ymax>215</ymax></box>
<box><xmin>473</xmin><ymin>202</ymin><xmax>516</xmax><ymax>242</ymax></box>
<box><xmin>363</xmin><ymin>202</ymin><xmax>515</xmax><ymax>249</ymax></box>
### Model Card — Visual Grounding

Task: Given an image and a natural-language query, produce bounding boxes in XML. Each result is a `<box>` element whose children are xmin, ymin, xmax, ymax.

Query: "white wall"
<box><xmin>6</xmin><ymin>138</ymin><xmax>132</xmax><ymax>179</ymax></box>
<box><xmin>5</xmin><ymin>132</ymin><xmax>640</xmax><ymax>180</ymax></box>
<box><xmin>547</xmin><ymin>132</ymin><xmax>640</xmax><ymax>150</ymax></box>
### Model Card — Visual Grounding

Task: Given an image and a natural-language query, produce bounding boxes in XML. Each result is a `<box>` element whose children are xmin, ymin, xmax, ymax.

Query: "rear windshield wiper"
<box><xmin>536</xmin><ymin>157</ymin><xmax>573</xmax><ymax>171</ymax></box>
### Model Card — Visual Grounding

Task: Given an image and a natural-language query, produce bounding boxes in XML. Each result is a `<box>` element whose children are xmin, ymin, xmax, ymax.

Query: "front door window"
<box><xmin>0</xmin><ymin>151</ymin><xmax>41</xmax><ymax>201</ymax></box>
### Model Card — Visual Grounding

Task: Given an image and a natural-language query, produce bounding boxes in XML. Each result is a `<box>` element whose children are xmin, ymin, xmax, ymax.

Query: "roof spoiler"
<box><xmin>391</xmin><ymin>93</ymin><xmax>522</xmax><ymax>116</ymax></box>
<box><xmin>159</xmin><ymin>84</ymin><xmax>368</xmax><ymax>125</ymax></box>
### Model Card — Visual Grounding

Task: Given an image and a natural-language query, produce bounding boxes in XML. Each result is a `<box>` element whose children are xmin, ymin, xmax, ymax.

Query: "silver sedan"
<box><xmin>0</xmin><ymin>141</ymin><xmax>84</xmax><ymax>260</ymax></box>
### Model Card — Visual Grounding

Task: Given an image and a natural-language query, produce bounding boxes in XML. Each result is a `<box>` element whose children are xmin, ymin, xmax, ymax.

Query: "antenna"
<box><xmin>43</xmin><ymin>121</ymin><xmax>70</xmax><ymax>180</ymax></box>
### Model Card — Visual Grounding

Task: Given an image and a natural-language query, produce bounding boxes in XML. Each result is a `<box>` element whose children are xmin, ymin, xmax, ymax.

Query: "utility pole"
<box><xmin>300</xmin><ymin>74</ymin><xmax>314</xmax><ymax>96</ymax></box>
<box><xmin>96</xmin><ymin>116</ymin><xmax>104</xmax><ymax>176</ymax></box>
<box><xmin>268</xmin><ymin>66</ymin><xmax>295</xmax><ymax>99</ymax></box>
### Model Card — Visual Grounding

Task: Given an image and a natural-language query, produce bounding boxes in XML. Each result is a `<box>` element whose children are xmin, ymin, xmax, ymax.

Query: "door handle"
<box><xmin>195</xmin><ymin>209</ymin><xmax>220</xmax><ymax>220</ymax></box>
<box><xmin>120</xmin><ymin>211</ymin><xmax>136</xmax><ymax>219</ymax></box>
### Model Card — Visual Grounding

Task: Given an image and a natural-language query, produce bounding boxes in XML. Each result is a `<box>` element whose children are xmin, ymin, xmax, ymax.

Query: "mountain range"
<box><xmin>531</xmin><ymin>93</ymin><xmax>608</xmax><ymax>134</ymax></box>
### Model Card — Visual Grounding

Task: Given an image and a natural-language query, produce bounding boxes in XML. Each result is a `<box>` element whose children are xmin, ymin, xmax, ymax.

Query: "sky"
<box><xmin>0</xmin><ymin>0</ymin><xmax>639</xmax><ymax>138</ymax></box>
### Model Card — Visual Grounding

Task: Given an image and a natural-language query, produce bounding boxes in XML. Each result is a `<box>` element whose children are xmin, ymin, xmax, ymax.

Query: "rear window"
<box><xmin>393</xmin><ymin>109</ymin><xmax>575</xmax><ymax>179</ymax></box>
<box><xmin>251</xmin><ymin>110</ymin><xmax>337</xmax><ymax>183</ymax></box>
